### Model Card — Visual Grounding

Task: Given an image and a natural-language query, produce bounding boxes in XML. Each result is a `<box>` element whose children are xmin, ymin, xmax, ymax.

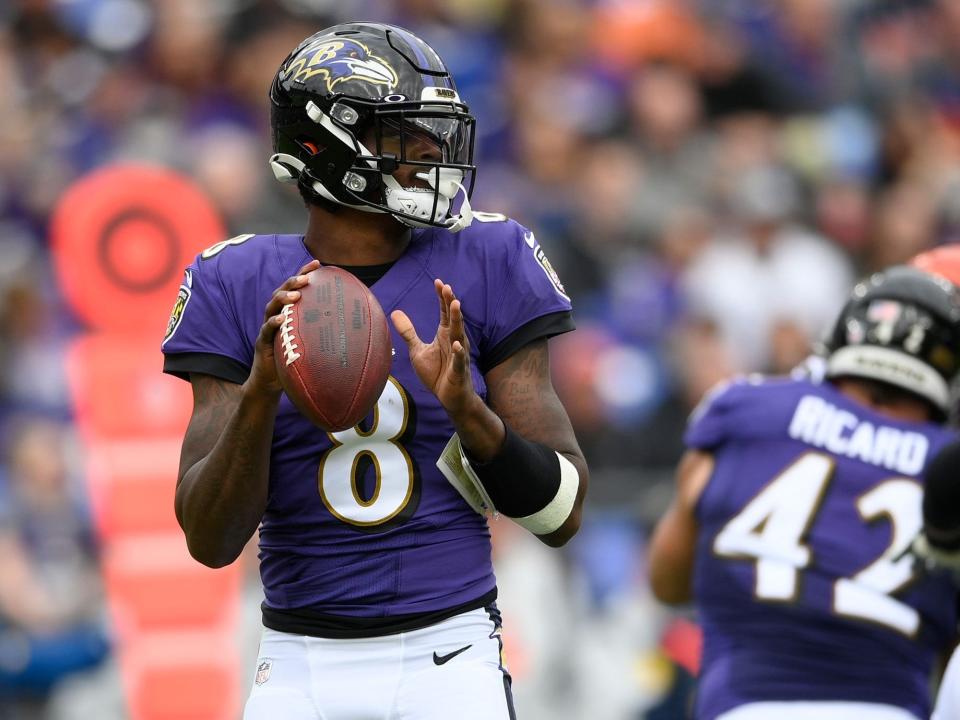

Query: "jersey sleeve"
<box><xmin>478</xmin><ymin>221</ymin><xmax>575</xmax><ymax>372</ymax></box>
<box><xmin>684</xmin><ymin>379</ymin><xmax>749</xmax><ymax>451</ymax></box>
<box><xmin>161</xmin><ymin>257</ymin><xmax>252</xmax><ymax>384</ymax></box>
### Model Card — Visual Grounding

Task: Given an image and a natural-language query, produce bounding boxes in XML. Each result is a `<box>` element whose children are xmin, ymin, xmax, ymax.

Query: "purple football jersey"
<box><xmin>687</xmin><ymin>377</ymin><xmax>958</xmax><ymax>720</ymax></box>
<box><xmin>162</xmin><ymin>218</ymin><xmax>572</xmax><ymax>618</ymax></box>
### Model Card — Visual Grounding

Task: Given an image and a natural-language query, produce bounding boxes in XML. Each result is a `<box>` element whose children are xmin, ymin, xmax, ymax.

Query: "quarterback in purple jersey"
<box><xmin>649</xmin><ymin>267</ymin><xmax>960</xmax><ymax>720</ymax></box>
<box><xmin>161</xmin><ymin>23</ymin><xmax>588</xmax><ymax>720</ymax></box>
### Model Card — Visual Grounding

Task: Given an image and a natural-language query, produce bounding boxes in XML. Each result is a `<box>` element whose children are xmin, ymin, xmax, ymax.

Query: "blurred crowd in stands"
<box><xmin>3</xmin><ymin>0</ymin><xmax>960</xmax><ymax>717</ymax></box>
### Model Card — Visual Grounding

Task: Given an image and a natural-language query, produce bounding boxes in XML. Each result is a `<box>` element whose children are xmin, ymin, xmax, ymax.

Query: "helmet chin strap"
<box><xmin>442</xmin><ymin>181</ymin><xmax>474</xmax><ymax>233</ymax></box>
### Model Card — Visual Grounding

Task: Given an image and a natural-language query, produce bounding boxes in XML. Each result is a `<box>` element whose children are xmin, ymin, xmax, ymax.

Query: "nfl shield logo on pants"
<box><xmin>255</xmin><ymin>659</ymin><xmax>272</xmax><ymax>686</ymax></box>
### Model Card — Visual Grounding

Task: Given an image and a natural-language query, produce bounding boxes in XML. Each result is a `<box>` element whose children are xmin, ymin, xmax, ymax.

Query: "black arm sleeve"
<box><xmin>480</xmin><ymin>311</ymin><xmax>575</xmax><ymax>374</ymax></box>
<box><xmin>466</xmin><ymin>424</ymin><xmax>562</xmax><ymax>518</ymax></box>
<box><xmin>162</xmin><ymin>352</ymin><xmax>250</xmax><ymax>384</ymax></box>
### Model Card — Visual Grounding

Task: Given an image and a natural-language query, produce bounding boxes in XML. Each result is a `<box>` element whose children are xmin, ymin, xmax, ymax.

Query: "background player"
<box><xmin>906</xmin><ymin>244</ymin><xmax>960</xmax><ymax>720</ymax></box>
<box><xmin>161</xmin><ymin>22</ymin><xmax>588</xmax><ymax>720</ymax></box>
<box><xmin>648</xmin><ymin>266</ymin><xmax>960</xmax><ymax>720</ymax></box>
<box><xmin>915</xmin><ymin>438</ymin><xmax>960</xmax><ymax>720</ymax></box>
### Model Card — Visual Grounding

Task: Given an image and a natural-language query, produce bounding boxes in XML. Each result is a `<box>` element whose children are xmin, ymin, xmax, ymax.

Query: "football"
<box><xmin>275</xmin><ymin>266</ymin><xmax>393</xmax><ymax>432</ymax></box>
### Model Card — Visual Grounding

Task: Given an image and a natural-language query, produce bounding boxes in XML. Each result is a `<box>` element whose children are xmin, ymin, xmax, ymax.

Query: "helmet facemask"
<box><xmin>371</xmin><ymin>108</ymin><xmax>476</xmax><ymax>230</ymax></box>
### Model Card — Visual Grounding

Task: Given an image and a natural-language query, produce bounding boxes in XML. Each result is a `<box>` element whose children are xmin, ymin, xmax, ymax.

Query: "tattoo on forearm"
<box><xmin>179</xmin><ymin>375</ymin><xmax>244</xmax><ymax>480</ymax></box>
<box><xmin>193</xmin><ymin>374</ymin><xmax>239</xmax><ymax>405</ymax></box>
<box><xmin>507</xmin><ymin>381</ymin><xmax>531</xmax><ymax>401</ymax></box>
<box><xmin>489</xmin><ymin>342</ymin><xmax>567</xmax><ymax>443</ymax></box>
<box><xmin>486</xmin><ymin>341</ymin><xmax>587</xmax><ymax>499</ymax></box>
<box><xmin>174</xmin><ymin>371</ymin><xmax>277</xmax><ymax>562</ymax></box>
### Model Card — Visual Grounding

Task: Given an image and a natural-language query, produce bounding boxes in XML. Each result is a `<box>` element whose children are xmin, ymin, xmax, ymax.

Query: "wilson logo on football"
<box><xmin>279</xmin><ymin>304</ymin><xmax>301</xmax><ymax>366</ymax></box>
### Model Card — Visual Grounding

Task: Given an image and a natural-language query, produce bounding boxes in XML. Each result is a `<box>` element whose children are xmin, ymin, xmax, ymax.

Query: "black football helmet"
<box><xmin>824</xmin><ymin>266</ymin><xmax>960</xmax><ymax>416</ymax></box>
<box><xmin>269</xmin><ymin>22</ymin><xmax>476</xmax><ymax>231</ymax></box>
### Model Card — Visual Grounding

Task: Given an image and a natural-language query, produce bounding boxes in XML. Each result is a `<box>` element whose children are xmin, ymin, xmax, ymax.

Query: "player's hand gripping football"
<box><xmin>249</xmin><ymin>259</ymin><xmax>322</xmax><ymax>396</ymax></box>
<box><xmin>392</xmin><ymin>280</ymin><xmax>477</xmax><ymax>418</ymax></box>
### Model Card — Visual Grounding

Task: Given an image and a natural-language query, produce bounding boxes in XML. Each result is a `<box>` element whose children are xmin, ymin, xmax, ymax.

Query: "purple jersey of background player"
<box><xmin>161</xmin><ymin>216</ymin><xmax>572</xmax><ymax>616</ymax></box>
<box><xmin>687</xmin><ymin>377</ymin><xmax>958</xmax><ymax>720</ymax></box>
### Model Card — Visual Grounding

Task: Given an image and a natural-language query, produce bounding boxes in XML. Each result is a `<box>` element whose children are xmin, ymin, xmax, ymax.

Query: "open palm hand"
<box><xmin>391</xmin><ymin>279</ymin><xmax>476</xmax><ymax>418</ymax></box>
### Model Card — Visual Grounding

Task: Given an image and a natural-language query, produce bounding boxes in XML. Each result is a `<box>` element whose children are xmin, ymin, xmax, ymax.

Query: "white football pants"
<box><xmin>243</xmin><ymin>606</ymin><xmax>515</xmax><ymax>720</ymax></box>
<box><xmin>717</xmin><ymin>701</ymin><xmax>920</xmax><ymax>720</ymax></box>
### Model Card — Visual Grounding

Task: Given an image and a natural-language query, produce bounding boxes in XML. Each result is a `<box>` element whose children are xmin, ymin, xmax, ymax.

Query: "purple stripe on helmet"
<box><xmin>389</xmin><ymin>26</ymin><xmax>452</xmax><ymax>89</ymax></box>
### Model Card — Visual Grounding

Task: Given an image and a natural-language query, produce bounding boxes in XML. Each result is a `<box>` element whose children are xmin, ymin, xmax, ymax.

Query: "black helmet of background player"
<box><xmin>268</xmin><ymin>22</ymin><xmax>475</xmax><ymax>232</ymax></box>
<box><xmin>824</xmin><ymin>266</ymin><xmax>960</xmax><ymax>419</ymax></box>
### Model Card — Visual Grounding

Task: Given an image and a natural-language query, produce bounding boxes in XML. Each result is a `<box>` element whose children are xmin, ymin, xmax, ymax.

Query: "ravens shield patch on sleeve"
<box><xmin>533</xmin><ymin>241</ymin><xmax>569</xmax><ymax>301</ymax></box>
<box><xmin>162</xmin><ymin>270</ymin><xmax>192</xmax><ymax>346</ymax></box>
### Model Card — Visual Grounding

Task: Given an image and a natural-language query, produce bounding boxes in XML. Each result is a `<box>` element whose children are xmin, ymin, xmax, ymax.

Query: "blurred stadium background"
<box><xmin>2</xmin><ymin>0</ymin><xmax>960</xmax><ymax>718</ymax></box>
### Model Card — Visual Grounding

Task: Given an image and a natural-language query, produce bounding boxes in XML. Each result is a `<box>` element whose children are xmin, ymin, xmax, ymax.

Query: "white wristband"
<box><xmin>510</xmin><ymin>452</ymin><xmax>579</xmax><ymax>535</ymax></box>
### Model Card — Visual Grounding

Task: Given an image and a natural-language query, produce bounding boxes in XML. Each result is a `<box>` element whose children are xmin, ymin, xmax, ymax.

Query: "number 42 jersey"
<box><xmin>688</xmin><ymin>377</ymin><xmax>958</xmax><ymax>720</ymax></box>
<box><xmin>161</xmin><ymin>217</ymin><xmax>573</xmax><ymax>629</ymax></box>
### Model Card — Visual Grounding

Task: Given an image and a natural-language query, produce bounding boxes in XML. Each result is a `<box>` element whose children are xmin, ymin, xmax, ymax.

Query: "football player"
<box><xmin>648</xmin><ymin>266</ymin><xmax>960</xmax><ymax>720</ymax></box>
<box><xmin>903</xmin><ymin>436</ymin><xmax>960</xmax><ymax>720</ymax></box>
<box><xmin>908</xmin><ymin>244</ymin><xmax>960</xmax><ymax>720</ymax></box>
<box><xmin>161</xmin><ymin>23</ymin><xmax>588</xmax><ymax>720</ymax></box>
